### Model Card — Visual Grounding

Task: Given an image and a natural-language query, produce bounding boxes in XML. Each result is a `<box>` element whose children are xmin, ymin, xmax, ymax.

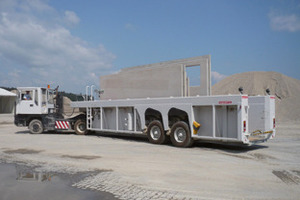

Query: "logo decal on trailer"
<box><xmin>219</xmin><ymin>101</ymin><xmax>232</xmax><ymax>104</ymax></box>
<box><xmin>55</xmin><ymin>121</ymin><xmax>70</xmax><ymax>129</ymax></box>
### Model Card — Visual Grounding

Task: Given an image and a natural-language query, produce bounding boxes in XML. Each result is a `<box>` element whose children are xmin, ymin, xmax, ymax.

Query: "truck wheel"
<box><xmin>170</xmin><ymin>121</ymin><xmax>193</xmax><ymax>148</ymax></box>
<box><xmin>29</xmin><ymin>119</ymin><xmax>43</xmax><ymax>134</ymax></box>
<box><xmin>147</xmin><ymin>120</ymin><xmax>166</xmax><ymax>144</ymax></box>
<box><xmin>74</xmin><ymin>119</ymin><xmax>88</xmax><ymax>135</ymax></box>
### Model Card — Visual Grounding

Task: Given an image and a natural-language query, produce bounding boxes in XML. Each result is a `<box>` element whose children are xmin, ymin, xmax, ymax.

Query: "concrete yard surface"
<box><xmin>0</xmin><ymin>122</ymin><xmax>299</xmax><ymax>200</ymax></box>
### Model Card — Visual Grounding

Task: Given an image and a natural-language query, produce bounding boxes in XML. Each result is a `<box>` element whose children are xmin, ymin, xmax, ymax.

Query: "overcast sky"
<box><xmin>0</xmin><ymin>0</ymin><xmax>299</xmax><ymax>93</ymax></box>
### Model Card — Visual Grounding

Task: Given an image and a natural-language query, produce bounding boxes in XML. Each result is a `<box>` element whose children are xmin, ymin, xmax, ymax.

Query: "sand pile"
<box><xmin>212</xmin><ymin>71</ymin><xmax>300</xmax><ymax>122</ymax></box>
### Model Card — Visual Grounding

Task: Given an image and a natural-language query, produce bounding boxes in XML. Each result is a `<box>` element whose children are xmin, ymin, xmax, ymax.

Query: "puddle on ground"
<box><xmin>292</xmin><ymin>170</ymin><xmax>300</xmax><ymax>177</ymax></box>
<box><xmin>272</xmin><ymin>170</ymin><xmax>300</xmax><ymax>185</ymax></box>
<box><xmin>217</xmin><ymin>151</ymin><xmax>251</xmax><ymax>160</ymax></box>
<box><xmin>61</xmin><ymin>155</ymin><xmax>101</xmax><ymax>160</ymax></box>
<box><xmin>251</xmin><ymin>153</ymin><xmax>276</xmax><ymax>160</ymax></box>
<box><xmin>0</xmin><ymin>162</ymin><xmax>118</xmax><ymax>200</ymax></box>
<box><xmin>3</xmin><ymin>148</ymin><xmax>43</xmax><ymax>154</ymax></box>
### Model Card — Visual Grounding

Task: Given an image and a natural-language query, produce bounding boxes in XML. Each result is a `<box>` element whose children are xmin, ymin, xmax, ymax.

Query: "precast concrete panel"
<box><xmin>100</xmin><ymin>55</ymin><xmax>211</xmax><ymax>100</ymax></box>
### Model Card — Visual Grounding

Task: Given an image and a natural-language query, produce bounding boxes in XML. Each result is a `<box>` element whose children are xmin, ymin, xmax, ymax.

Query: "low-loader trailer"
<box><xmin>14</xmin><ymin>86</ymin><xmax>275</xmax><ymax>147</ymax></box>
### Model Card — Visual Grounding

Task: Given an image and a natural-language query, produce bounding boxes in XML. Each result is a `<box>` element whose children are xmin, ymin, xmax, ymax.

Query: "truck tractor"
<box><xmin>14</xmin><ymin>86</ymin><xmax>88</xmax><ymax>135</ymax></box>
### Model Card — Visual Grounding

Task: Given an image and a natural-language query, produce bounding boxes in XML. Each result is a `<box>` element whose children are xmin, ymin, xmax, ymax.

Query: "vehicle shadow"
<box><xmin>15</xmin><ymin>130</ymin><xmax>30</xmax><ymax>134</ymax></box>
<box><xmin>194</xmin><ymin>141</ymin><xmax>268</xmax><ymax>153</ymax></box>
<box><xmin>92</xmin><ymin>132</ymin><xmax>149</xmax><ymax>144</ymax></box>
<box><xmin>15</xmin><ymin>130</ymin><xmax>73</xmax><ymax>135</ymax></box>
<box><xmin>15</xmin><ymin>130</ymin><xmax>268</xmax><ymax>154</ymax></box>
<box><xmin>90</xmin><ymin>132</ymin><xmax>267</xmax><ymax>153</ymax></box>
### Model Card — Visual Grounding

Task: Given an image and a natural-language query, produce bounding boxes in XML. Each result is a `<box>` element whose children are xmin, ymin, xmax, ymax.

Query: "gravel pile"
<box><xmin>212</xmin><ymin>71</ymin><xmax>300</xmax><ymax>122</ymax></box>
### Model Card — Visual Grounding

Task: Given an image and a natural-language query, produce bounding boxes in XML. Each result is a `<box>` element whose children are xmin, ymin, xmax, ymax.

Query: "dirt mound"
<box><xmin>212</xmin><ymin>71</ymin><xmax>300</xmax><ymax>122</ymax></box>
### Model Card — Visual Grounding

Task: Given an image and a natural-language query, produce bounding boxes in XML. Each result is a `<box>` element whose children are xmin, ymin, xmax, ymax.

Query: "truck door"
<box><xmin>16</xmin><ymin>89</ymin><xmax>41</xmax><ymax>114</ymax></box>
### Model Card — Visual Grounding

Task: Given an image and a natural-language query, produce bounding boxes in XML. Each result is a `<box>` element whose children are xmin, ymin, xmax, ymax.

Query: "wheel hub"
<box><xmin>33</xmin><ymin>124</ymin><xmax>40</xmax><ymax>132</ymax></box>
<box><xmin>150</xmin><ymin>126</ymin><xmax>161</xmax><ymax>140</ymax></box>
<box><xmin>79</xmin><ymin>123</ymin><xmax>86</xmax><ymax>131</ymax></box>
<box><xmin>174</xmin><ymin>127</ymin><xmax>186</xmax><ymax>143</ymax></box>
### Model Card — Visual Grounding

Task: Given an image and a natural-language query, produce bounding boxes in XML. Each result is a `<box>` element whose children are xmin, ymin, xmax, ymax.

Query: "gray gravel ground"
<box><xmin>0</xmin><ymin>122</ymin><xmax>299</xmax><ymax>200</ymax></box>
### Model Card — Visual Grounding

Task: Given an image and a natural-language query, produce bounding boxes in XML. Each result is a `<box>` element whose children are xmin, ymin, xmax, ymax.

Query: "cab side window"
<box><xmin>21</xmin><ymin>91</ymin><xmax>33</xmax><ymax>101</ymax></box>
<box><xmin>34</xmin><ymin>90</ymin><xmax>38</xmax><ymax>105</ymax></box>
<box><xmin>42</xmin><ymin>89</ymin><xmax>47</xmax><ymax>106</ymax></box>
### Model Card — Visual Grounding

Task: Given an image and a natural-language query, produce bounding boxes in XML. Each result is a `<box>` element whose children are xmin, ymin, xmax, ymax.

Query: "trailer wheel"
<box><xmin>147</xmin><ymin>120</ymin><xmax>166</xmax><ymax>144</ymax></box>
<box><xmin>74</xmin><ymin>119</ymin><xmax>88</xmax><ymax>135</ymax></box>
<box><xmin>28</xmin><ymin>119</ymin><xmax>43</xmax><ymax>134</ymax></box>
<box><xmin>170</xmin><ymin>121</ymin><xmax>193</xmax><ymax>148</ymax></box>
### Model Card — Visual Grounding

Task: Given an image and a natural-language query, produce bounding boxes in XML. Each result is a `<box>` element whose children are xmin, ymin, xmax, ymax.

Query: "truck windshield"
<box><xmin>48</xmin><ymin>90</ymin><xmax>54</xmax><ymax>104</ymax></box>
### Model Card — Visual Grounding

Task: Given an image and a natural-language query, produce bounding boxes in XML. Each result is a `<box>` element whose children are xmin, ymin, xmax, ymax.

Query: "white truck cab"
<box><xmin>14</xmin><ymin>87</ymin><xmax>86</xmax><ymax>135</ymax></box>
<box><xmin>16</xmin><ymin>87</ymin><xmax>55</xmax><ymax>115</ymax></box>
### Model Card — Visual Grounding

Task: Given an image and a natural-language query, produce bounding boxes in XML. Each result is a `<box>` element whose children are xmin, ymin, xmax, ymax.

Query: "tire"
<box><xmin>170</xmin><ymin>121</ymin><xmax>194</xmax><ymax>148</ymax></box>
<box><xmin>147</xmin><ymin>120</ymin><xmax>166</xmax><ymax>144</ymax></box>
<box><xmin>28</xmin><ymin>119</ymin><xmax>43</xmax><ymax>134</ymax></box>
<box><xmin>74</xmin><ymin>119</ymin><xmax>88</xmax><ymax>135</ymax></box>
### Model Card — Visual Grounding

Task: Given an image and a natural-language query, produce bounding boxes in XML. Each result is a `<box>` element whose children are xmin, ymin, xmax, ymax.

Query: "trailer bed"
<box><xmin>71</xmin><ymin>95</ymin><xmax>275</xmax><ymax>145</ymax></box>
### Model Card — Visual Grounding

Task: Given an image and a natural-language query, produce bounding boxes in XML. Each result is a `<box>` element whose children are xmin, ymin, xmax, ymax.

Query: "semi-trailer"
<box><xmin>14</xmin><ymin>85</ymin><xmax>275</xmax><ymax>147</ymax></box>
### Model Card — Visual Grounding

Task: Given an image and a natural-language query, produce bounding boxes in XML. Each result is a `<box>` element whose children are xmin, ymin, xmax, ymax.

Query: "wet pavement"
<box><xmin>0</xmin><ymin>162</ymin><xmax>118</xmax><ymax>200</ymax></box>
<box><xmin>1</xmin><ymin>123</ymin><xmax>299</xmax><ymax>199</ymax></box>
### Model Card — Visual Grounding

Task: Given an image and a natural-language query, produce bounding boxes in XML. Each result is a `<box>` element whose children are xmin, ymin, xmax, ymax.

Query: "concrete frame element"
<box><xmin>100</xmin><ymin>55</ymin><xmax>211</xmax><ymax>100</ymax></box>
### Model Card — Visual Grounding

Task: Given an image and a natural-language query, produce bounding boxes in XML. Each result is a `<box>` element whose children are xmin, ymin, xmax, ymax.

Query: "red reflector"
<box><xmin>243</xmin><ymin>121</ymin><xmax>246</xmax><ymax>132</ymax></box>
<box><xmin>273</xmin><ymin>118</ymin><xmax>275</xmax><ymax>128</ymax></box>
